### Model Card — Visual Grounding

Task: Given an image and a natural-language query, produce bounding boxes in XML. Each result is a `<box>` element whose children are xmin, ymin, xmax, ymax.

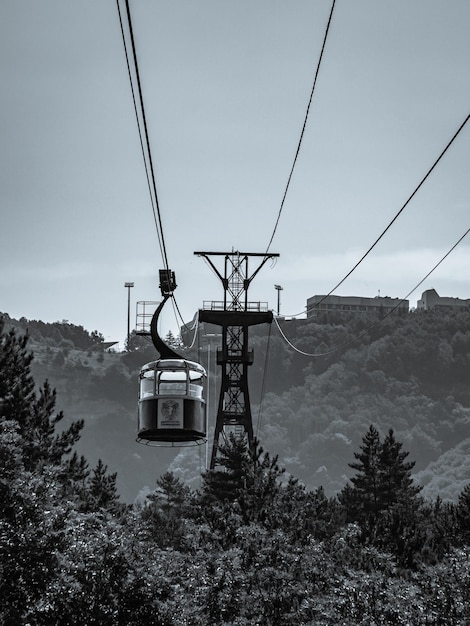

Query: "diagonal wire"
<box><xmin>255</xmin><ymin>324</ymin><xmax>273</xmax><ymax>438</ymax></box>
<box><xmin>118</xmin><ymin>0</ymin><xmax>187</xmax><ymax>335</ymax></box>
<box><xmin>266</xmin><ymin>0</ymin><xmax>336</xmax><ymax>254</ymax></box>
<box><xmin>120</xmin><ymin>0</ymin><xmax>171</xmax><ymax>273</ymax></box>
<box><xmin>116</xmin><ymin>0</ymin><xmax>165</xmax><ymax>262</ymax></box>
<box><xmin>275</xmin><ymin>225</ymin><xmax>470</xmax><ymax>357</ymax></box>
<box><xmin>309</xmin><ymin>112</ymin><xmax>470</xmax><ymax>314</ymax></box>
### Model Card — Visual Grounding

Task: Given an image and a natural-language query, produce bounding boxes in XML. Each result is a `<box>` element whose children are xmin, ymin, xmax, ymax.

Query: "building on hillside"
<box><xmin>103</xmin><ymin>341</ymin><xmax>119</xmax><ymax>353</ymax></box>
<box><xmin>306</xmin><ymin>294</ymin><xmax>409</xmax><ymax>319</ymax></box>
<box><xmin>417</xmin><ymin>289</ymin><xmax>470</xmax><ymax>311</ymax></box>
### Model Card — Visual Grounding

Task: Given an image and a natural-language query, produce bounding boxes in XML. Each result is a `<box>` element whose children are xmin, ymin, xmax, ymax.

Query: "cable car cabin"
<box><xmin>137</xmin><ymin>359</ymin><xmax>207</xmax><ymax>445</ymax></box>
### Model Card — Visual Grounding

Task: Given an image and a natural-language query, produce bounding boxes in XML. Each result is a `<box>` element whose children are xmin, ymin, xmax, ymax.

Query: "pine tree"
<box><xmin>379</xmin><ymin>429</ymin><xmax>421</xmax><ymax>508</ymax></box>
<box><xmin>456</xmin><ymin>483</ymin><xmax>470</xmax><ymax>545</ymax></box>
<box><xmin>339</xmin><ymin>425</ymin><xmax>426</xmax><ymax>566</ymax></box>
<box><xmin>338</xmin><ymin>482</ymin><xmax>362</xmax><ymax>524</ymax></box>
<box><xmin>0</xmin><ymin>317</ymin><xmax>90</xmax><ymax>622</ymax></box>
<box><xmin>344</xmin><ymin>425</ymin><xmax>382</xmax><ymax>521</ymax></box>
<box><xmin>0</xmin><ymin>316</ymin><xmax>84</xmax><ymax>471</ymax></box>
<box><xmin>239</xmin><ymin>439</ymin><xmax>285</xmax><ymax>525</ymax></box>
<box><xmin>152</xmin><ymin>470</ymin><xmax>190</xmax><ymax>514</ymax></box>
<box><xmin>201</xmin><ymin>433</ymin><xmax>249</xmax><ymax>503</ymax></box>
<box><xmin>56</xmin><ymin>450</ymin><xmax>90</xmax><ymax>502</ymax></box>
<box><xmin>0</xmin><ymin>318</ymin><xmax>35</xmax><ymax>433</ymax></box>
<box><xmin>340</xmin><ymin>425</ymin><xmax>421</xmax><ymax>524</ymax></box>
<box><xmin>164</xmin><ymin>330</ymin><xmax>182</xmax><ymax>348</ymax></box>
<box><xmin>82</xmin><ymin>458</ymin><xmax>122</xmax><ymax>514</ymax></box>
<box><xmin>0</xmin><ymin>419</ymin><xmax>70</xmax><ymax>624</ymax></box>
<box><xmin>142</xmin><ymin>471</ymin><xmax>192</xmax><ymax>550</ymax></box>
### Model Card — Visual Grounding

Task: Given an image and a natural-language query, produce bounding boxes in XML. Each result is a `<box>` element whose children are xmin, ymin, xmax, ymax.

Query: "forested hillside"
<box><xmin>252</xmin><ymin>308</ymin><xmax>470</xmax><ymax>501</ymax></box>
<box><xmin>2</xmin><ymin>307</ymin><xmax>470</xmax><ymax>502</ymax></box>
<box><xmin>2</xmin><ymin>311</ymin><xmax>470</xmax><ymax>624</ymax></box>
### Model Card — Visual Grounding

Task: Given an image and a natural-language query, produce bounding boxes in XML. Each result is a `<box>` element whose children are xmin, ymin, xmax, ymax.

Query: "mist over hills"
<box><xmin>3</xmin><ymin>307</ymin><xmax>470</xmax><ymax>502</ymax></box>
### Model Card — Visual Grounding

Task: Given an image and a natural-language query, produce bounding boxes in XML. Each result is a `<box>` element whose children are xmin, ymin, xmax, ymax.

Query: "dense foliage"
<box><xmin>3</xmin><ymin>313</ymin><xmax>105</xmax><ymax>350</ymax></box>
<box><xmin>2</xmin><ymin>315</ymin><xmax>470</xmax><ymax>623</ymax></box>
<box><xmin>6</xmin><ymin>308</ymin><xmax>470</xmax><ymax>502</ymax></box>
<box><xmin>251</xmin><ymin>308</ymin><xmax>470</xmax><ymax>498</ymax></box>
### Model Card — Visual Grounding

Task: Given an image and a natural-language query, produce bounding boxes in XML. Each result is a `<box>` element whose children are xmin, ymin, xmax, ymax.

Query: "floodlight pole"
<box><xmin>124</xmin><ymin>282</ymin><xmax>134</xmax><ymax>347</ymax></box>
<box><xmin>274</xmin><ymin>284</ymin><xmax>283</xmax><ymax>315</ymax></box>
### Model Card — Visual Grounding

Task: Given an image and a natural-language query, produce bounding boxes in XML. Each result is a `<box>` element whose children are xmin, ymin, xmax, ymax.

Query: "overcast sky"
<box><xmin>1</xmin><ymin>0</ymin><xmax>469</xmax><ymax>347</ymax></box>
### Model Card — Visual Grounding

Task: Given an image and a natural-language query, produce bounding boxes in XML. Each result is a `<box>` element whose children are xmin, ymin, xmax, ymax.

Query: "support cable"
<box><xmin>255</xmin><ymin>324</ymin><xmax>273</xmax><ymax>438</ymax></box>
<box><xmin>184</xmin><ymin>315</ymin><xmax>199</xmax><ymax>351</ymax></box>
<box><xmin>116</xmin><ymin>0</ymin><xmax>165</xmax><ymax>262</ymax></box>
<box><xmin>118</xmin><ymin>0</ymin><xmax>188</xmax><ymax>334</ymax></box>
<box><xmin>266</xmin><ymin>0</ymin><xmax>336</xmax><ymax>254</ymax></box>
<box><xmin>118</xmin><ymin>0</ymin><xmax>172</xmax><ymax>274</ymax></box>
<box><xmin>124</xmin><ymin>0</ymin><xmax>171</xmax><ymax>272</ymax></box>
<box><xmin>309</xmin><ymin>112</ymin><xmax>470</xmax><ymax>314</ymax></box>
<box><xmin>274</xmin><ymin>225</ymin><xmax>470</xmax><ymax>357</ymax></box>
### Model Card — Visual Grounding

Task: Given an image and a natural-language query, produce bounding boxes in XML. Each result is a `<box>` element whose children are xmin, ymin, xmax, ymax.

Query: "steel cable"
<box><xmin>275</xmin><ymin>225</ymin><xmax>470</xmax><ymax>357</ymax></box>
<box><xmin>265</xmin><ymin>0</ymin><xmax>336</xmax><ymax>254</ymax></box>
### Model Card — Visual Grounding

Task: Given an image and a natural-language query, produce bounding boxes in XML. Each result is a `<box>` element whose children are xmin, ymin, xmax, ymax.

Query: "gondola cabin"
<box><xmin>137</xmin><ymin>358</ymin><xmax>207</xmax><ymax>445</ymax></box>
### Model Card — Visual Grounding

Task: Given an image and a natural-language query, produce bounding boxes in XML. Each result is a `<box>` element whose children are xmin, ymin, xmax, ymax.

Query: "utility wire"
<box><xmin>309</xmin><ymin>112</ymin><xmax>470</xmax><ymax>314</ymax></box>
<box><xmin>265</xmin><ymin>0</ymin><xmax>336</xmax><ymax>254</ymax></box>
<box><xmin>275</xmin><ymin>225</ymin><xmax>470</xmax><ymax>358</ymax></box>
<box><xmin>255</xmin><ymin>324</ymin><xmax>273</xmax><ymax>438</ymax></box>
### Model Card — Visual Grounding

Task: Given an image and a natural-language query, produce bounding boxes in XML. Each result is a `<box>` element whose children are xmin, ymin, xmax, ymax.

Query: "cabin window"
<box><xmin>140</xmin><ymin>372</ymin><xmax>155</xmax><ymax>398</ymax></box>
<box><xmin>158</xmin><ymin>381</ymin><xmax>186</xmax><ymax>395</ymax></box>
<box><xmin>188</xmin><ymin>383</ymin><xmax>203</xmax><ymax>399</ymax></box>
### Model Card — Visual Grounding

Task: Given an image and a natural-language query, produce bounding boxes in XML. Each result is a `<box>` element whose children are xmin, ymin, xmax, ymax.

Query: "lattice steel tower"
<box><xmin>195</xmin><ymin>250</ymin><xmax>279</xmax><ymax>469</ymax></box>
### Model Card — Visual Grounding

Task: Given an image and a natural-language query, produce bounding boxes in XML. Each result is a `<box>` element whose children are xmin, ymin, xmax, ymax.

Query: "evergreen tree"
<box><xmin>238</xmin><ymin>439</ymin><xmax>285</xmax><ymax>525</ymax></box>
<box><xmin>142</xmin><ymin>471</ymin><xmax>193</xmax><ymax>550</ymax></box>
<box><xmin>340</xmin><ymin>425</ymin><xmax>382</xmax><ymax>522</ymax></box>
<box><xmin>153</xmin><ymin>470</ymin><xmax>190</xmax><ymax>513</ymax></box>
<box><xmin>0</xmin><ymin>316</ymin><xmax>84</xmax><ymax>471</ymax></box>
<box><xmin>82</xmin><ymin>458</ymin><xmax>123</xmax><ymax>514</ymax></box>
<box><xmin>0</xmin><ymin>420</ymin><xmax>69</xmax><ymax>624</ymax></box>
<box><xmin>420</xmin><ymin>496</ymin><xmax>457</xmax><ymax>560</ymax></box>
<box><xmin>340</xmin><ymin>426</ymin><xmax>421</xmax><ymax>525</ymax></box>
<box><xmin>379</xmin><ymin>428</ymin><xmax>422</xmax><ymax>508</ymax></box>
<box><xmin>0</xmin><ymin>317</ymin><xmax>91</xmax><ymax>621</ymax></box>
<box><xmin>201</xmin><ymin>434</ymin><xmax>286</xmax><ymax>521</ymax></box>
<box><xmin>56</xmin><ymin>450</ymin><xmax>90</xmax><ymax>503</ymax></box>
<box><xmin>456</xmin><ymin>483</ymin><xmax>470</xmax><ymax>545</ymax></box>
<box><xmin>164</xmin><ymin>330</ymin><xmax>182</xmax><ymax>349</ymax></box>
<box><xmin>339</xmin><ymin>425</ymin><xmax>428</xmax><ymax>567</ymax></box>
<box><xmin>0</xmin><ymin>317</ymin><xmax>35</xmax><ymax>433</ymax></box>
<box><xmin>201</xmin><ymin>433</ymin><xmax>249</xmax><ymax>503</ymax></box>
<box><xmin>338</xmin><ymin>482</ymin><xmax>361</xmax><ymax>524</ymax></box>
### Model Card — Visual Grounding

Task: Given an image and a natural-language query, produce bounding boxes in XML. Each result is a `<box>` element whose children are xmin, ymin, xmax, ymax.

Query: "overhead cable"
<box><xmin>175</xmin><ymin>302</ymin><xmax>199</xmax><ymax>350</ymax></box>
<box><xmin>118</xmin><ymin>0</ymin><xmax>188</xmax><ymax>333</ymax></box>
<box><xmin>265</xmin><ymin>0</ymin><xmax>336</xmax><ymax>254</ymax></box>
<box><xmin>309</xmin><ymin>112</ymin><xmax>470</xmax><ymax>314</ymax></box>
<box><xmin>116</xmin><ymin>0</ymin><xmax>165</xmax><ymax>262</ymax></box>
<box><xmin>255</xmin><ymin>323</ymin><xmax>273</xmax><ymax>438</ymax></box>
<box><xmin>117</xmin><ymin>0</ymin><xmax>171</xmax><ymax>273</ymax></box>
<box><xmin>275</xmin><ymin>224</ymin><xmax>470</xmax><ymax>357</ymax></box>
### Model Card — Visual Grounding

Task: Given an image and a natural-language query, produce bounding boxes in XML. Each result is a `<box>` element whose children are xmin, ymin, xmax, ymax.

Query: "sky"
<box><xmin>1</xmin><ymin>0</ymin><xmax>469</xmax><ymax>349</ymax></box>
